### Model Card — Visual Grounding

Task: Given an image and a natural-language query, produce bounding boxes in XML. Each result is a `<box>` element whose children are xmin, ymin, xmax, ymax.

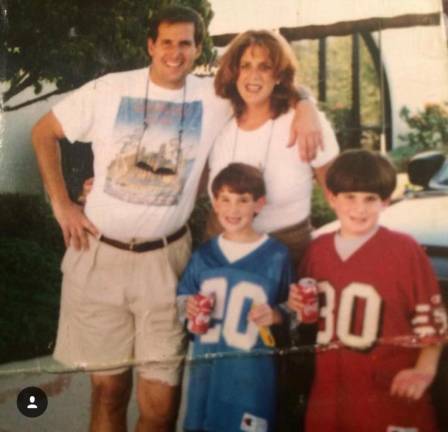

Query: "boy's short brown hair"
<box><xmin>211</xmin><ymin>163</ymin><xmax>266</xmax><ymax>200</ymax></box>
<box><xmin>326</xmin><ymin>149</ymin><xmax>397</xmax><ymax>200</ymax></box>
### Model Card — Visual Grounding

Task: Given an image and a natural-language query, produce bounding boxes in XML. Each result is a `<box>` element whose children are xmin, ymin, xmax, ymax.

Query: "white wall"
<box><xmin>0</xmin><ymin>85</ymin><xmax>64</xmax><ymax>193</ymax></box>
<box><xmin>209</xmin><ymin>0</ymin><xmax>299</xmax><ymax>34</ymax></box>
<box><xmin>295</xmin><ymin>0</ymin><xmax>441</xmax><ymax>25</ymax></box>
<box><xmin>380</xmin><ymin>24</ymin><xmax>448</xmax><ymax>145</ymax></box>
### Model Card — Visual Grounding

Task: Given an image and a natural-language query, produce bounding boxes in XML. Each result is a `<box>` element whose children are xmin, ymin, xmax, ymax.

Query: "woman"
<box><xmin>207</xmin><ymin>30</ymin><xmax>339</xmax><ymax>263</ymax></box>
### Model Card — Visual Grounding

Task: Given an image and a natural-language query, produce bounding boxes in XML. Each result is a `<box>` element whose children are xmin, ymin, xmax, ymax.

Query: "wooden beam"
<box><xmin>281</xmin><ymin>12</ymin><xmax>440</xmax><ymax>41</ymax></box>
<box><xmin>318</xmin><ymin>38</ymin><xmax>327</xmax><ymax>102</ymax></box>
<box><xmin>211</xmin><ymin>12</ymin><xmax>441</xmax><ymax>46</ymax></box>
<box><xmin>360</xmin><ymin>33</ymin><xmax>393</xmax><ymax>150</ymax></box>
<box><xmin>351</xmin><ymin>33</ymin><xmax>361</xmax><ymax>148</ymax></box>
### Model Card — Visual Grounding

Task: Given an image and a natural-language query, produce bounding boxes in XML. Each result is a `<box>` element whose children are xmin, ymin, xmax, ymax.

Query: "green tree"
<box><xmin>1</xmin><ymin>0</ymin><xmax>214</xmax><ymax>111</ymax></box>
<box><xmin>399</xmin><ymin>103</ymin><xmax>448</xmax><ymax>150</ymax></box>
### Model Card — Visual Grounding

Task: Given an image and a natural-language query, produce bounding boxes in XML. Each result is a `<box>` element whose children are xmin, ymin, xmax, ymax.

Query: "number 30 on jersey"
<box><xmin>318</xmin><ymin>281</ymin><xmax>382</xmax><ymax>350</ymax></box>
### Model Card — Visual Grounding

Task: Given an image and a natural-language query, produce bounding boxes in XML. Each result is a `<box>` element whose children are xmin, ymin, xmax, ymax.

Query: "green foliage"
<box><xmin>0</xmin><ymin>239</ymin><xmax>61</xmax><ymax>363</ymax></box>
<box><xmin>325</xmin><ymin>36</ymin><xmax>353</xmax><ymax>110</ymax></box>
<box><xmin>390</xmin><ymin>103</ymin><xmax>448</xmax><ymax>171</ymax></box>
<box><xmin>2</xmin><ymin>0</ymin><xmax>215</xmax><ymax>108</ymax></box>
<box><xmin>0</xmin><ymin>194</ymin><xmax>64</xmax><ymax>364</ymax></box>
<box><xmin>293</xmin><ymin>35</ymin><xmax>382</xmax><ymax>151</ymax></box>
<box><xmin>359</xmin><ymin>39</ymin><xmax>381</xmax><ymax>128</ymax></box>
<box><xmin>189</xmin><ymin>195</ymin><xmax>211</xmax><ymax>248</ymax></box>
<box><xmin>291</xmin><ymin>39</ymin><xmax>319</xmax><ymax>92</ymax></box>
<box><xmin>311</xmin><ymin>186</ymin><xmax>335</xmax><ymax>228</ymax></box>
<box><xmin>399</xmin><ymin>103</ymin><xmax>448</xmax><ymax>150</ymax></box>
<box><xmin>0</xmin><ymin>193</ymin><xmax>64</xmax><ymax>253</ymax></box>
<box><xmin>319</xmin><ymin>103</ymin><xmax>353</xmax><ymax>151</ymax></box>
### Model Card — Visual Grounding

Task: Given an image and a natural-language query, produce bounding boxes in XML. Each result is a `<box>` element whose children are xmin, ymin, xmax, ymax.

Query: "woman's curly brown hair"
<box><xmin>214</xmin><ymin>30</ymin><xmax>300</xmax><ymax>119</ymax></box>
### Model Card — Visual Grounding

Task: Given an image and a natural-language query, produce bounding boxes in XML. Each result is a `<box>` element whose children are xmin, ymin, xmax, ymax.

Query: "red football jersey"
<box><xmin>301</xmin><ymin>227</ymin><xmax>447</xmax><ymax>432</ymax></box>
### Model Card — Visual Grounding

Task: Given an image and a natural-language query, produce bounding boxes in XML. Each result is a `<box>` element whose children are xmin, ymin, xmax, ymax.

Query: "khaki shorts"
<box><xmin>54</xmin><ymin>231</ymin><xmax>191</xmax><ymax>385</ymax></box>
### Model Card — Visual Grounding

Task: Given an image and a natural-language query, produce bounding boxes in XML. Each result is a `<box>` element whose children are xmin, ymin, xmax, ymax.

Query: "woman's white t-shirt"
<box><xmin>208</xmin><ymin>109</ymin><xmax>339</xmax><ymax>233</ymax></box>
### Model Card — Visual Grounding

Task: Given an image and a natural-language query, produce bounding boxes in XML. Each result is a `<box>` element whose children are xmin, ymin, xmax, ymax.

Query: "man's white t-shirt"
<box><xmin>208</xmin><ymin>109</ymin><xmax>339</xmax><ymax>233</ymax></box>
<box><xmin>53</xmin><ymin>67</ymin><xmax>230</xmax><ymax>241</ymax></box>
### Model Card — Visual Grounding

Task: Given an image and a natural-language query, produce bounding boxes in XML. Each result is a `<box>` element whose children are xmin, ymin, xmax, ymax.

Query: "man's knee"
<box><xmin>137</xmin><ymin>377</ymin><xmax>180</xmax><ymax>426</ymax></box>
<box><xmin>91</xmin><ymin>371</ymin><xmax>132</xmax><ymax>408</ymax></box>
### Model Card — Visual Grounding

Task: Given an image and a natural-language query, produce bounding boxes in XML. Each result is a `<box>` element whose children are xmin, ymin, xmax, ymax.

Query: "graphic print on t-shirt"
<box><xmin>104</xmin><ymin>96</ymin><xmax>202</xmax><ymax>206</ymax></box>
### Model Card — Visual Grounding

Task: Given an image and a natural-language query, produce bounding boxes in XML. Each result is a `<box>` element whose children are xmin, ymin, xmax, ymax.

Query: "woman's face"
<box><xmin>236</xmin><ymin>45</ymin><xmax>277</xmax><ymax>111</ymax></box>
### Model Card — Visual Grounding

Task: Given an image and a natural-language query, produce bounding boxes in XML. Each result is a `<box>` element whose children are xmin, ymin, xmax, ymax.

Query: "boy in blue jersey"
<box><xmin>177</xmin><ymin>162</ymin><xmax>294</xmax><ymax>432</ymax></box>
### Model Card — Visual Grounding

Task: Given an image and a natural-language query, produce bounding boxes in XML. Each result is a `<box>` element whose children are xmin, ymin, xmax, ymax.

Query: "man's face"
<box><xmin>147</xmin><ymin>22</ymin><xmax>201</xmax><ymax>89</ymax></box>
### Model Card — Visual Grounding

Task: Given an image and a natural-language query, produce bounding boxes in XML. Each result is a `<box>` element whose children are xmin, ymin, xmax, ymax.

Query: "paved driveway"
<box><xmin>0</xmin><ymin>356</ymin><xmax>189</xmax><ymax>431</ymax></box>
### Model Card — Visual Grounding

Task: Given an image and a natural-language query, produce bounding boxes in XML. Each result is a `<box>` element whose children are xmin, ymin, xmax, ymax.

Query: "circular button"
<box><xmin>17</xmin><ymin>386</ymin><xmax>48</xmax><ymax>417</ymax></box>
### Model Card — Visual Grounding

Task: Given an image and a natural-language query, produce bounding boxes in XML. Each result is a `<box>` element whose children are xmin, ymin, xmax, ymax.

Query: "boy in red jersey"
<box><xmin>289</xmin><ymin>149</ymin><xmax>447</xmax><ymax>432</ymax></box>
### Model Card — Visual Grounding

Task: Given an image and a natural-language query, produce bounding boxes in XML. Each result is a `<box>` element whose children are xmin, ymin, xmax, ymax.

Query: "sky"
<box><xmin>207</xmin><ymin>0</ymin><xmax>443</xmax><ymax>35</ymax></box>
<box><xmin>208</xmin><ymin>0</ymin><xmax>298</xmax><ymax>35</ymax></box>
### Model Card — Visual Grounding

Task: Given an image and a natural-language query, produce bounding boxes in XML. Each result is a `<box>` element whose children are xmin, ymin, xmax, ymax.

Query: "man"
<box><xmin>32</xmin><ymin>5</ymin><xmax>321</xmax><ymax>431</ymax></box>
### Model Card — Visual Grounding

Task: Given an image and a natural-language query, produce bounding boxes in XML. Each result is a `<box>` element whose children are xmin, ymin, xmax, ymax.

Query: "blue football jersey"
<box><xmin>177</xmin><ymin>236</ymin><xmax>294</xmax><ymax>432</ymax></box>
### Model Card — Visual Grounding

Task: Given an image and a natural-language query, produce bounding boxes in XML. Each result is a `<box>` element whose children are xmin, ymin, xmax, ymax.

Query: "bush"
<box><xmin>0</xmin><ymin>193</ymin><xmax>64</xmax><ymax>253</ymax></box>
<box><xmin>311</xmin><ymin>186</ymin><xmax>335</xmax><ymax>228</ymax></box>
<box><xmin>389</xmin><ymin>103</ymin><xmax>448</xmax><ymax>172</ymax></box>
<box><xmin>0</xmin><ymin>194</ymin><xmax>64</xmax><ymax>364</ymax></box>
<box><xmin>0</xmin><ymin>239</ymin><xmax>61</xmax><ymax>363</ymax></box>
<box><xmin>399</xmin><ymin>103</ymin><xmax>448</xmax><ymax>150</ymax></box>
<box><xmin>320</xmin><ymin>103</ymin><xmax>353</xmax><ymax>150</ymax></box>
<box><xmin>188</xmin><ymin>195</ymin><xmax>212</xmax><ymax>248</ymax></box>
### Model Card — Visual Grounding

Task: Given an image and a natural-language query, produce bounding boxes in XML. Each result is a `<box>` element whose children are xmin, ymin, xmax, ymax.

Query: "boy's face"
<box><xmin>212</xmin><ymin>187</ymin><xmax>265</xmax><ymax>239</ymax></box>
<box><xmin>328</xmin><ymin>191</ymin><xmax>389</xmax><ymax>237</ymax></box>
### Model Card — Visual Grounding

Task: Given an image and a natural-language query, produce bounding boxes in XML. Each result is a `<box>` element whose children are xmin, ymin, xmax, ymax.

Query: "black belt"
<box><xmin>99</xmin><ymin>226</ymin><xmax>188</xmax><ymax>253</ymax></box>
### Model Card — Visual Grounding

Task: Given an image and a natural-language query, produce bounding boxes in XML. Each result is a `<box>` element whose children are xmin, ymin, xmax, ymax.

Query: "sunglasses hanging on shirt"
<box><xmin>135</xmin><ymin>72</ymin><xmax>186</xmax><ymax>176</ymax></box>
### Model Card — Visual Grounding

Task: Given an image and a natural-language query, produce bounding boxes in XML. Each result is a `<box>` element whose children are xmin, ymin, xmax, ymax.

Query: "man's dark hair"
<box><xmin>211</xmin><ymin>163</ymin><xmax>266</xmax><ymax>200</ymax></box>
<box><xmin>326</xmin><ymin>149</ymin><xmax>397</xmax><ymax>200</ymax></box>
<box><xmin>147</xmin><ymin>5</ymin><xmax>205</xmax><ymax>47</ymax></box>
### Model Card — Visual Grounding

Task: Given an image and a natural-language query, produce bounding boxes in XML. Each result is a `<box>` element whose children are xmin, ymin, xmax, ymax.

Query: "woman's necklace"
<box><xmin>231</xmin><ymin>116</ymin><xmax>275</xmax><ymax>173</ymax></box>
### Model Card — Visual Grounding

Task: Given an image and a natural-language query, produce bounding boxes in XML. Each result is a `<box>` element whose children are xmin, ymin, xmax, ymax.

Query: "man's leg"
<box><xmin>135</xmin><ymin>376</ymin><xmax>181</xmax><ymax>432</ymax></box>
<box><xmin>90</xmin><ymin>370</ymin><xmax>133</xmax><ymax>432</ymax></box>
